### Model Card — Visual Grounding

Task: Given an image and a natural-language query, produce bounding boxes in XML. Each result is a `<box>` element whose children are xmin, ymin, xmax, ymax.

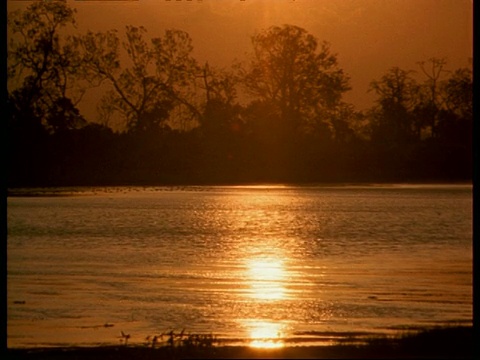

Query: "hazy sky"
<box><xmin>8</xmin><ymin>0</ymin><xmax>472</xmax><ymax>115</ymax></box>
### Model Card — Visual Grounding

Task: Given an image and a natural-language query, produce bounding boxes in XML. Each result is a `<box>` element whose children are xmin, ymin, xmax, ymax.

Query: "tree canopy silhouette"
<box><xmin>78</xmin><ymin>26</ymin><xmax>202</xmax><ymax>133</ymax></box>
<box><xmin>6</xmin><ymin>2</ymin><xmax>472</xmax><ymax>186</ymax></box>
<box><xmin>8</xmin><ymin>1</ymin><xmax>86</xmax><ymax>134</ymax></box>
<box><xmin>243</xmin><ymin>24</ymin><xmax>351</xmax><ymax>137</ymax></box>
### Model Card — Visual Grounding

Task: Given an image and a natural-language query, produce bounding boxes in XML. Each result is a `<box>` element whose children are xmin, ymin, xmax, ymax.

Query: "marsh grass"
<box><xmin>143</xmin><ymin>329</ymin><xmax>217</xmax><ymax>351</ymax></box>
<box><xmin>7</xmin><ymin>326</ymin><xmax>474</xmax><ymax>359</ymax></box>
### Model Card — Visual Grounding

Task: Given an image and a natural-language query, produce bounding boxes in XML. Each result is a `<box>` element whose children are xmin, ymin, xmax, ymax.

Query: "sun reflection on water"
<box><xmin>245</xmin><ymin>320</ymin><xmax>286</xmax><ymax>348</ymax></box>
<box><xmin>243</xmin><ymin>257</ymin><xmax>289</xmax><ymax>348</ymax></box>
<box><xmin>246</xmin><ymin>258</ymin><xmax>287</xmax><ymax>300</ymax></box>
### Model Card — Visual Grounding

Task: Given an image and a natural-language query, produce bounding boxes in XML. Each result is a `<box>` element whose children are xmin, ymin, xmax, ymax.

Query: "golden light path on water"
<box><xmin>228</xmin><ymin>188</ymin><xmax>295</xmax><ymax>349</ymax></box>
<box><xmin>247</xmin><ymin>258</ymin><xmax>286</xmax><ymax>301</ymax></box>
<box><xmin>246</xmin><ymin>320</ymin><xmax>286</xmax><ymax>349</ymax></box>
<box><xmin>6</xmin><ymin>186</ymin><xmax>473</xmax><ymax>348</ymax></box>
<box><xmin>243</xmin><ymin>256</ymin><xmax>289</xmax><ymax>348</ymax></box>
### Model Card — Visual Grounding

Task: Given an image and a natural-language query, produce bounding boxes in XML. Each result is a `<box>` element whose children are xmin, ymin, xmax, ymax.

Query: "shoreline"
<box><xmin>6</xmin><ymin>182</ymin><xmax>473</xmax><ymax>197</ymax></box>
<box><xmin>6</xmin><ymin>326</ymin><xmax>474</xmax><ymax>359</ymax></box>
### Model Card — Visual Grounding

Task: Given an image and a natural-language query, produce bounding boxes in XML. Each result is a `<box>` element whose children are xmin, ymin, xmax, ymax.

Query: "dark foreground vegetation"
<box><xmin>7</xmin><ymin>2</ymin><xmax>472</xmax><ymax>187</ymax></box>
<box><xmin>6</xmin><ymin>326</ymin><xmax>474</xmax><ymax>360</ymax></box>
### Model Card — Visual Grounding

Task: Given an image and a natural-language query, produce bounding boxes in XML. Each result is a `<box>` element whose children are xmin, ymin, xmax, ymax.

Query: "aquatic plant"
<box><xmin>119</xmin><ymin>331</ymin><xmax>130</xmax><ymax>345</ymax></box>
<box><xmin>136</xmin><ymin>329</ymin><xmax>220</xmax><ymax>360</ymax></box>
<box><xmin>143</xmin><ymin>329</ymin><xmax>218</xmax><ymax>352</ymax></box>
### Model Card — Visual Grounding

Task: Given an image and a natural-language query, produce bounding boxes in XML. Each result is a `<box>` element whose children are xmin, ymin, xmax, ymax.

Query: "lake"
<box><xmin>7</xmin><ymin>185</ymin><xmax>473</xmax><ymax>348</ymax></box>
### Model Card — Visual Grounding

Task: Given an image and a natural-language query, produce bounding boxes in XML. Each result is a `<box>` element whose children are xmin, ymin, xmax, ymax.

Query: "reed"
<box><xmin>8</xmin><ymin>326</ymin><xmax>473</xmax><ymax>360</ymax></box>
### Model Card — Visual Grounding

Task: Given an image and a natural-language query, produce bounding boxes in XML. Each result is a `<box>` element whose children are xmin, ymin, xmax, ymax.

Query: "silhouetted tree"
<box><xmin>369</xmin><ymin>67</ymin><xmax>419</xmax><ymax>145</ymax></box>
<box><xmin>243</xmin><ymin>25</ymin><xmax>350</xmax><ymax>136</ymax></box>
<box><xmin>192</xmin><ymin>63</ymin><xmax>246</xmax><ymax>181</ymax></box>
<box><xmin>79</xmin><ymin>26</ymin><xmax>201</xmax><ymax>133</ymax></box>
<box><xmin>7</xmin><ymin>1</ymin><xmax>89</xmax><ymax>187</ymax></box>
<box><xmin>8</xmin><ymin>1</ymin><xmax>86</xmax><ymax>133</ymax></box>
<box><xmin>6</xmin><ymin>0</ymin><xmax>472</xmax><ymax>186</ymax></box>
<box><xmin>414</xmin><ymin>58</ymin><xmax>450</xmax><ymax>138</ymax></box>
<box><xmin>435</xmin><ymin>66</ymin><xmax>472</xmax><ymax>157</ymax></box>
<box><xmin>367</xmin><ymin>59</ymin><xmax>472</xmax><ymax>181</ymax></box>
<box><xmin>441</xmin><ymin>67</ymin><xmax>472</xmax><ymax>122</ymax></box>
<box><xmin>197</xmin><ymin>63</ymin><xmax>243</xmax><ymax>134</ymax></box>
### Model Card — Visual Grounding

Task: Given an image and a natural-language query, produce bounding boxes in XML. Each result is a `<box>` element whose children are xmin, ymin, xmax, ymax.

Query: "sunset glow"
<box><xmin>246</xmin><ymin>321</ymin><xmax>285</xmax><ymax>349</ymax></box>
<box><xmin>6</xmin><ymin>0</ymin><xmax>473</xmax><ymax>355</ymax></box>
<box><xmin>247</xmin><ymin>258</ymin><xmax>287</xmax><ymax>300</ymax></box>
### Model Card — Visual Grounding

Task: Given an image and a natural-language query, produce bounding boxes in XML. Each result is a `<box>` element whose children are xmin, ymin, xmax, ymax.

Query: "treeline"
<box><xmin>7</xmin><ymin>2</ymin><xmax>472</xmax><ymax>186</ymax></box>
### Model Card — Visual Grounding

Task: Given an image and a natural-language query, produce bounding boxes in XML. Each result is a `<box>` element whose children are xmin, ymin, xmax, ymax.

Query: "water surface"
<box><xmin>7</xmin><ymin>185</ymin><xmax>472</xmax><ymax>348</ymax></box>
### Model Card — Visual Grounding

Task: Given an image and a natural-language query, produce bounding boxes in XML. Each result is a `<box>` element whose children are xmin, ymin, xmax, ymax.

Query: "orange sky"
<box><xmin>8</xmin><ymin>0</ymin><xmax>472</xmax><ymax>115</ymax></box>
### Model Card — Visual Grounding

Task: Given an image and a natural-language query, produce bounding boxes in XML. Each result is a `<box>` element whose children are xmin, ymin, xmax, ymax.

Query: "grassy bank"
<box><xmin>6</xmin><ymin>326</ymin><xmax>474</xmax><ymax>359</ymax></box>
